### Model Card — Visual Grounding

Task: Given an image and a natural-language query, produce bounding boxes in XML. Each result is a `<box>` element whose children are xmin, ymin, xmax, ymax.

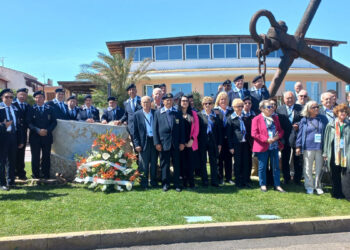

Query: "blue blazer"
<box><xmin>101</xmin><ymin>107</ymin><xmax>124</xmax><ymax>123</ymax></box>
<box><xmin>67</xmin><ymin>107</ymin><xmax>80</xmax><ymax>121</ymax></box>
<box><xmin>0</xmin><ymin>104</ymin><xmax>24</xmax><ymax>145</ymax></box>
<box><xmin>133</xmin><ymin>109</ymin><xmax>155</xmax><ymax>151</ymax></box>
<box><xmin>46</xmin><ymin>99</ymin><xmax>69</xmax><ymax>120</ymax></box>
<box><xmin>228</xmin><ymin>88</ymin><xmax>250</xmax><ymax>105</ymax></box>
<box><xmin>250</xmin><ymin>87</ymin><xmax>270</xmax><ymax>114</ymax></box>
<box><xmin>120</xmin><ymin>96</ymin><xmax>142</xmax><ymax>136</ymax></box>
<box><xmin>153</xmin><ymin>107</ymin><xmax>185</xmax><ymax>151</ymax></box>
<box><xmin>77</xmin><ymin>106</ymin><xmax>100</xmax><ymax>122</ymax></box>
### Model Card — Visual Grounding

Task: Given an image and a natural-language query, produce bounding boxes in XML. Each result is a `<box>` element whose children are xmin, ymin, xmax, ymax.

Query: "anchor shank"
<box><xmin>295</xmin><ymin>0</ymin><xmax>321</xmax><ymax>38</ymax></box>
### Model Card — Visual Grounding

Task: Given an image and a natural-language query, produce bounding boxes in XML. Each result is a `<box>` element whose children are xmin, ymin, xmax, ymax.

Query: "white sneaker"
<box><xmin>306</xmin><ymin>188</ymin><xmax>314</xmax><ymax>194</ymax></box>
<box><xmin>316</xmin><ymin>189</ymin><xmax>324</xmax><ymax>195</ymax></box>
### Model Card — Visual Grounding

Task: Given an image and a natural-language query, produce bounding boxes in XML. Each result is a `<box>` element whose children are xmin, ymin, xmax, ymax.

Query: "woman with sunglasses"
<box><xmin>323</xmin><ymin>103</ymin><xmax>350</xmax><ymax>200</ymax></box>
<box><xmin>251</xmin><ymin>100</ymin><xmax>285</xmax><ymax>192</ymax></box>
<box><xmin>214</xmin><ymin>92</ymin><xmax>234</xmax><ymax>185</ymax></box>
<box><xmin>197</xmin><ymin>96</ymin><xmax>222</xmax><ymax>187</ymax></box>
<box><xmin>295</xmin><ymin>101</ymin><xmax>328</xmax><ymax>195</ymax></box>
<box><xmin>227</xmin><ymin>98</ymin><xmax>251</xmax><ymax>188</ymax></box>
<box><xmin>178</xmin><ymin>94</ymin><xmax>199</xmax><ymax>188</ymax></box>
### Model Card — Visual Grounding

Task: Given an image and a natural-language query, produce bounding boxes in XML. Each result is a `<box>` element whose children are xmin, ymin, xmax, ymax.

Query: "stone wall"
<box><xmin>50</xmin><ymin>120</ymin><xmax>130</xmax><ymax>180</ymax></box>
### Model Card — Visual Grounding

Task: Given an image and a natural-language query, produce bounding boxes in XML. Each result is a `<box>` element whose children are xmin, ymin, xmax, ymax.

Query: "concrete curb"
<box><xmin>1</xmin><ymin>216</ymin><xmax>350</xmax><ymax>250</ymax></box>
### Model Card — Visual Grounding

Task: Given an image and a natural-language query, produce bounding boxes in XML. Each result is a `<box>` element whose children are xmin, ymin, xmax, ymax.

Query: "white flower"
<box><xmin>102</xmin><ymin>153</ymin><xmax>110</xmax><ymax>160</ymax></box>
<box><xmin>118</xmin><ymin>150</ymin><xmax>123</xmax><ymax>158</ymax></box>
<box><xmin>125</xmin><ymin>182</ymin><xmax>132</xmax><ymax>191</ymax></box>
<box><xmin>86</xmin><ymin>156</ymin><xmax>93</xmax><ymax>162</ymax></box>
<box><xmin>96</xmin><ymin>154</ymin><xmax>102</xmax><ymax>159</ymax></box>
<box><xmin>119</xmin><ymin>159</ymin><xmax>127</xmax><ymax>164</ymax></box>
<box><xmin>116</xmin><ymin>185</ymin><xmax>124</xmax><ymax>192</ymax></box>
<box><xmin>123</xmin><ymin>168</ymin><xmax>133</xmax><ymax>175</ymax></box>
<box><xmin>88</xmin><ymin>182</ymin><xmax>97</xmax><ymax>189</ymax></box>
<box><xmin>101</xmin><ymin>185</ymin><xmax>107</xmax><ymax>192</ymax></box>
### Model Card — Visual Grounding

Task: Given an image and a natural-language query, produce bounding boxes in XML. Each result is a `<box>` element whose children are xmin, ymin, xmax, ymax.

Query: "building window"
<box><xmin>311</xmin><ymin>45</ymin><xmax>330</xmax><ymax>57</ymax></box>
<box><xmin>204</xmin><ymin>82</ymin><xmax>222</xmax><ymax>97</ymax></box>
<box><xmin>240</xmin><ymin>43</ymin><xmax>258</xmax><ymax>58</ymax></box>
<box><xmin>144</xmin><ymin>85</ymin><xmax>154</xmax><ymax>96</ymax></box>
<box><xmin>155</xmin><ymin>45</ymin><xmax>183</xmax><ymax>61</ymax></box>
<box><xmin>265</xmin><ymin>81</ymin><xmax>271</xmax><ymax>89</ymax></box>
<box><xmin>185</xmin><ymin>44</ymin><xmax>210</xmax><ymax>60</ymax></box>
<box><xmin>266</xmin><ymin>49</ymin><xmax>284</xmax><ymax>58</ymax></box>
<box><xmin>307</xmin><ymin>81</ymin><xmax>321</xmax><ymax>103</ymax></box>
<box><xmin>125</xmin><ymin>46</ymin><xmax>153</xmax><ymax>61</ymax></box>
<box><xmin>284</xmin><ymin>81</ymin><xmax>296</xmax><ymax>92</ymax></box>
<box><xmin>212</xmin><ymin>43</ymin><xmax>238</xmax><ymax>59</ymax></box>
<box><xmin>327</xmin><ymin>81</ymin><xmax>339</xmax><ymax>98</ymax></box>
<box><xmin>171</xmin><ymin>83</ymin><xmax>192</xmax><ymax>94</ymax></box>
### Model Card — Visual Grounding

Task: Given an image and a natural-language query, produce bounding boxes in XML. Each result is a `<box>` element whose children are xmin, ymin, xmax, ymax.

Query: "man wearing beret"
<box><xmin>250</xmin><ymin>75</ymin><xmax>270</xmax><ymax>114</ymax></box>
<box><xmin>0</xmin><ymin>89</ymin><xmax>24</xmax><ymax>190</ymax></box>
<box><xmin>153</xmin><ymin>93</ymin><xmax>185</xmax><ymax>192</ymax></box>
<box><xmin>12</xmin><ymin>88</ymin><xmax>30</xmax><ymax>180</ymax></box>
<box><xmin>214</xmin><ymin>80</ymin><xmax>232</xmax><ymax>104</ymax></box>
<box><xmin>101</xmin><ymin>96</ymin><xmax>124</xmax><ymax>125</ymax></box>
<box><xmin>118</xmin><ymin>83</ymin><xmax>142</xmax><ymax>143</ymax></box>
<box><xmin>77</xmin><ymin>95</ymin><xmax>100</xmax><ymax>122</ymax></box>
<box><xmin>46</xmin><ymin>88</ymin><xmax>69</xmax><ymax>120</ymax></box>
<box><xmin>159</xmin><ymin>83</ymin><xmax>167</xmax><ymax>97</ymax></box>
<box><xmin>27</xmin><ymin>91</ymin><xmax>57</xmax><ymax>179</ymax></box>
<box><xmin>229</xmin><ymin>75</ymin><xmax>250</xmax><ymax>105</ymax></box>
<box><xmin>66</xmin><ymin>95</ymin><xmax>80</xmax><ymax>121</ymax></box>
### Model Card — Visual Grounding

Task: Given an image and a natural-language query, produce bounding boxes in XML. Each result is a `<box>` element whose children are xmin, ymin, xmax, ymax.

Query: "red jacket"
<box><xmin>251</xmin><ymin>114</ymin><xmax>284</xmax><ymax>152</ymax></box>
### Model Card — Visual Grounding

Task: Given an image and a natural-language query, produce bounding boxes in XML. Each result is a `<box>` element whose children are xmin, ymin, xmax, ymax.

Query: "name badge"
<box><xmin>314</xmin><ymin>133</ymin><xmax>321</xmax><ymax>143</ymax></box>
<box><xmin>175</xmin><ymin>119</ymin><xmax>179</xmax><ymax>124</ymax></box>
<box><xmin>268</xmin><ymin>131</ymin><xmax>273</xmax><ymax>139</ymax></box>
<box><xmin>340</xmin><ymin>138</ymin><xmax>345</xmax><ymax>149</ymax></box>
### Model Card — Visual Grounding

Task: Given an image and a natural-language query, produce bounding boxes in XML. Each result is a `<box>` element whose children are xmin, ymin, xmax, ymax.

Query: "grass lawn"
<box><xmin>0</xmin><ymin>163</ymin><xmax>350</xmax><ymax>237</ymax></box>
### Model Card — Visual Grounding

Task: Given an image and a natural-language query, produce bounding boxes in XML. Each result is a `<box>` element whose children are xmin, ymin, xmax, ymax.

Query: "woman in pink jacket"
<box><xmin>179</xmin><ymin>94</ymin><xmax>199</xmax><ymax>188</ymax></box>
<box><xmin>251</xmin><ymin>99</ymin><xmax>285</xmax><ymax>193</ymax></box>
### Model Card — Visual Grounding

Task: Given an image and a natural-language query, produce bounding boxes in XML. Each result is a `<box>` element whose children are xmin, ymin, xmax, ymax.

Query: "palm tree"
<box><xmin>76</xmin><ymin>52</ymin><xmax>152</xmax><ymax>107</ymax></box>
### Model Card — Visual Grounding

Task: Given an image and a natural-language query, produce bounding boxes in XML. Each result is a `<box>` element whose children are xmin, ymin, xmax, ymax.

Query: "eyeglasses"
<box><xmin>203</xmin><ymin>103</ymin><xmax>212</xmax><ymax>106</ymax></box>
<box><xmin>310</xmin><ymin>106</ymin><xmax>319</xmax><ymax>109</ymax></box>
<box><xmin>235</xmin><ymin>105</ymin><xmax>244</xmax><ymax>108</ymax></box>
<box><xmin>264</xmin><ymin>105</ymin><xmax>273</xmax><ymax>109</ymax></box>
<box><xmin>4</xmin><ymin>96</ymin><xmax>13</xmax><ymax>99</ymax></box>
<box><xmin>339</xmin><ymin>110</ymin><xmax>347</xmax><ymax>113</ymax></box>
<box><xmin>299</xmin><ymin>95</ymin><xmax>308</xmax><ymax>98</ymax></box>
<box><xmin>181</xmin><ymin>100</ymin><xmax>189</xmax><ymax>102</ymax></box>
<box><xmin>270</xmin><ymin>103</ymin><xmax>277</xmax><ymax>107</ymax></box>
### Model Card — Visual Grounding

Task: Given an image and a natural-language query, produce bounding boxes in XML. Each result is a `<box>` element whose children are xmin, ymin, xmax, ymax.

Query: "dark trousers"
<box><xmin>330</xmin><ymin>148</ymin><xmax>345</xmax><ymax>198</ymax></box>
<box><xmin>233</xmin><ymin>141</ymin><xmax>250</xmax><ymax>187</ymax></box>
<box><xmin>246</xmin><ymin>145</ymin><xmax>253</xmax><ymax>183</ymax></box>
<box><xmin>138</xmin><ymin>138</ymin><xmax>157</xmax><ymax>188</ymax></box>
<box><xmin>30</xmin><ymin>137</ymin><xmax>52</xmax><ymax>179</ymax></box>
<box><xmin>180</xmin><ymin>147</ymin><xmax>195</xmax><ymax>187</ymax></box>
<box><xmin>266</xmin><ymin>158</ymin><xmax>274</xmax><ymax>186</ymax></box>
<box><xmin>15</xmin><ymin>130</ymin><xmax>27</xmax><ymax>179</ymax></box>
<box><xmin>218</xmin><ymin>138</ymin><xmax>233</xmax><ymax>182</ymax></box>
<box><xmin>160</xmin><ymin>146</ymin><xmax>180</xmax><ymax>188</ymax></box>
<box><xmin>199</xmin><ymin>134</ymin><xmax>218</xmax><ymax>185</ymax></box>
<box><xmin>0</xmin><ymin>133</ymin><xmax>17</xmax><ymax>186</ymax></box>
<box><xmin>281</xmin><ymin>145</ymin><xmax>302</xmax><ymax>183</ymax></box>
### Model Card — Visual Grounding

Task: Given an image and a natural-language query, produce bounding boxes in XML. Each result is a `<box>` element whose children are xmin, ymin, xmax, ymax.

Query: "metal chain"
<box><xmin>257</xmin><ymin>41</ymin><xmax>267</xmax><ymax>84</ymax></box>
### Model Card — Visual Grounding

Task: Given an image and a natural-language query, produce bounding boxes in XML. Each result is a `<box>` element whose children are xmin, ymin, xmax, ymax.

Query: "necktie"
<box><xmin>207</xmin><ymin>114</ymin><xmax>213</xmax><ymax>134</ymax></box>
<box><xmin>40</xmin><ymin>107</ymin><xmax>44</xmax><ymax>114</ymax></box>
<box><xmin>113</xmin><ymin>109</ymin><xmax>116</xmax><ymax>120</ymax></box>
<box><xmin>166</xmin><ymin>110</ymin><xmax>173</xmax><ymax>127</ymax></box>
<box><xmin>7</xmin><ymin>107</ymin><xmax>15</xmax><ymax>132</ymax></box>
<box><xmin>87</xmin><ymin>109</ymin><xmax>91</xmax><ymax>118</ymax></box>
<box><xmin>60</xmin><ymin>102</ymin><xmax>66</xmax><ymax>113</ymax></box>
<box><xmin>288</xmin><ymin>107</ymin><xmax>293</xmax><ymax>123</ymax></box>
<box><xmin>240</xmin><ymin>89</ymin><xmax>243</xmax><ymax>98</ymax></box>
<box><xmin>258</xmin><ymin>88</ymin><xmax>261</xmax><ymax>97</ymax></box>
<box><xmin>20</xmin><ymin>103</ymin><xmax>24</xmax><ymax>110</ymax></box>
<box><xmin>130</xmin><ymin>99</ymin><xmax>135</xmax><ymax>112</ymax></box>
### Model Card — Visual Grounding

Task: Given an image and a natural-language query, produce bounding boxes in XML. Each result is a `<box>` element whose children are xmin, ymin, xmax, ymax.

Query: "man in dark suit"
<box><xmin>118</xmin><ymin>83</ymin><xmax>142</xmax><ymax>143</ymax></box>
<box><xmin>277</xmin><ymin>91</ymin><xmax>303</xmax><ymax>184</ymax></box>
<box><xmin>27</xmin><ymin>91</ymin><xmax>57</xmax><ymax>179</ymax></box>
<box><xmin>228</xmin><ymin>75</ymin><xmax>250</xmax><ymax>104</ymax></box>
<box><xmin>214</xmin><ymin>80</ymin><xmax>232</xmax><ymax>105</ymax></box>
<box><xmin>250</xmin><ymin>75</ymin><xmax>270</xmax><ymax>114</ymax></box>
<box><xmin>0</xmin><ymin>89</ymin><xmax>24</xmax><ymax>190</ymax></box>
<box><xmin>197</xmin><ymin>96</ymin><xmax>222</xmax><ymax>187</ymax></box>
<box><xmin>46</xmin><ymin>88</ymin><xmax>69</xmax><ymax>120</ymax></box>
<box><xmin>101</xmin><ymin>96</ymin><xmax>124</xmax><ymax>125</ymax></box>
<box><xmin>133</xmin><ymin>96</ymin><xmax>157</xmax><ymax>189</ymax></box>
<box><xmin>77</xmin><ymin>95</ymin><xmax>100</xmax><ymax>122</ymax></box>
<box><xmin>153</xmin><ymin>93</ymin><xmax>185</xmax><ymax>192</ymax></box>
<box><xmin>12</xmin><ymin>88</ymin><xmax>30</xmax><ymax>180</ymax></box>
<box><xmin>66</xmin><ymin>95</ymin><xmax>80</xmax><ymax>121</ymax></box>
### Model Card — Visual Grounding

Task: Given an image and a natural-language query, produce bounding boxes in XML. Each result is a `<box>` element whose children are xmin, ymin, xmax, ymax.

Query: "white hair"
<box><xmin>321</xmin><ymin>91</ymin><xmax>332</xmax><ymax>100</ymax></box>
<box><xmin>152</xmin><ymin>88</ymin><xmax>162</xmax><ymax>96</ymax></box>
<box><xmin>141</xmin><ymin>96</ymin><xmax>151</xmax><ymax>102</ymax></box>
<box><xmin>282</xmin><ymin>91</ymin><xmax>294</xmax><ymax>98</ymax></box>
<box><xmin>301</xmin><ymin>100</ymin><xmax>318</xmax><ymax>117</ymax></box>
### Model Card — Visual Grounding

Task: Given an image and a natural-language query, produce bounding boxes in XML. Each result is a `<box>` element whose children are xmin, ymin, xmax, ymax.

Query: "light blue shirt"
<box><xmin>143</xmin><ymin>110</ymin><xmax>153</xmax><ymax>137</ymax></box>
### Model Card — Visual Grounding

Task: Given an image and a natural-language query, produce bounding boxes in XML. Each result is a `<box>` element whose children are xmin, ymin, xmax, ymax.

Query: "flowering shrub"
<box><xmin>75</xmin><ymin>130</ymin><xmax>140</xmax><ymax>192</ymax></box>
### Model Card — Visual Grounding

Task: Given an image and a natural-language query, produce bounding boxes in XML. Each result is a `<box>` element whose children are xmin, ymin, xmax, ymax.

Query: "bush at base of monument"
<box><xmin>74</xmin><ymin>130</ymin><xmax>140</xmax><ymax>192</ymax></box>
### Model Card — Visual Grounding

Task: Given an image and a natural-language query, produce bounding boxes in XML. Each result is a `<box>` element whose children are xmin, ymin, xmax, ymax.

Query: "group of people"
<box><xmin>0</xmin><ymin>77</ymin><xmax>349</xmax><ymax>200</ymax></box>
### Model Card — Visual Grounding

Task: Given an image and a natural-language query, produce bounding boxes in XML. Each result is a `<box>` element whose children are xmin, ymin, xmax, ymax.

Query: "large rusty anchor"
<box><xmin>249</xmin><ymin>0</ymin><xmax>350</xmax><ymax>96</ymax></box>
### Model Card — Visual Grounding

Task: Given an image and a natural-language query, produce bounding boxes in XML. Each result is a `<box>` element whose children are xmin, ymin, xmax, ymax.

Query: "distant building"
<box><xmin>0</xmin><ymin>66</ymin><xmax>44</xmax><ymax>94</ymax></box>
<box><xmin>106</xmin><ymin>35</ymin><xmax>348</xmax><ymax>102</ymax></box>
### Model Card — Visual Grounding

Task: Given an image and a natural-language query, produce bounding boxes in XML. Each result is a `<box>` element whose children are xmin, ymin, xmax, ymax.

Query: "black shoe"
<box><xmin>202</xmin><ymin>182</ymin><xmax>209</xmax><ymax>187</ymax></box>
<box><xmin>1</xmin><ymin>186</ymin><xmax>9</xmax><ymax>191</ymax></box>
<box><xmin>211</xmin><ymin>183</ymin><xmax>219</xmax><ymax>187</ymax></box>
<box><xmin>162</xmin><ymin>185</ymin><xmax>169</xmax><ymax>192</ymax></box>
<box><xmin>18</xmin><ymin>176</ymin><xmax>28</xmax><ymax>181</ymax></box>
<box><xmin>175</xmin><ymin>187</ymin><xmax>182</xmax><ymax>192</ymax></box>
<box><xmin>245</xmin><ymin>183</ymin><xmax>253</xmax><ymax>188</ymax></box>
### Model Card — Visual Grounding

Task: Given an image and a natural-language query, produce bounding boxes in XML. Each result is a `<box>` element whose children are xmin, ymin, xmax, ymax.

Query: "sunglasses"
<box><xmin>203</xmin><ymin>103</ymin><xmax>212</xmax><ymax>106</ymax></box>
<box><xmin>310</xmin><ymin>106</ymin><xmax>319</xmax><ymax>109</ymax></box>
<box><xmin>264</xmin><ymin>105</ymin><xmax>273</xmax><ymax>109</ymax></box>
<box><xmin>4</xmin><ymin>96</ymin><xmax>13</xmax><ymax>99</ymax></box>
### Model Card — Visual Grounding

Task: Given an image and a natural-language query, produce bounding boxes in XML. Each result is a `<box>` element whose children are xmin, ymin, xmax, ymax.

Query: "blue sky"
<box><xmin>1</xmin><ymin>0</ymin><xmax>349</xmax><ymax>85</ymax></box>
